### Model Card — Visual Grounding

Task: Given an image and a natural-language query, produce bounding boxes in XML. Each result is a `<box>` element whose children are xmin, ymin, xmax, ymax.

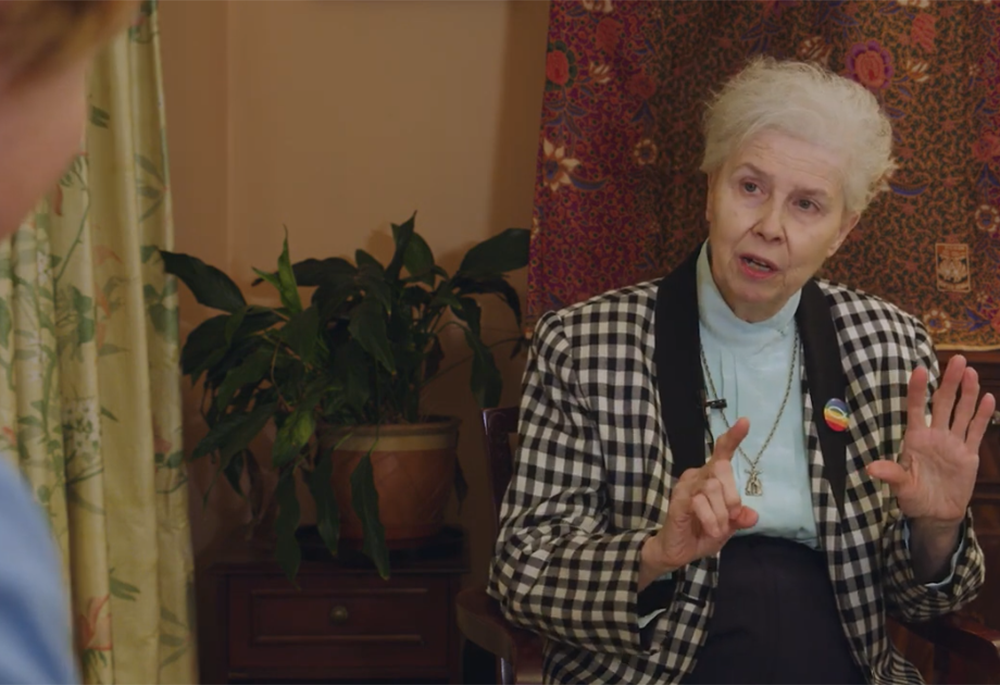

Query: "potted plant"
<box><xmin>161</xmin><ymin>214</ymin><xmax>528</xmax><ymax>581</ymax></box>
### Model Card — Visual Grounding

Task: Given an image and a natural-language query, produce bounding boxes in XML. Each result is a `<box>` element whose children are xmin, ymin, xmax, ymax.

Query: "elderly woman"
<box><xmin>488</xmin><ymin>57</ymin><xmax>993</xmax><ymax>684</ymax></box>
<box><xmin>0</xmin><ymin>2</ymin><xmax>135</xmax><ymax>681</ymax></box>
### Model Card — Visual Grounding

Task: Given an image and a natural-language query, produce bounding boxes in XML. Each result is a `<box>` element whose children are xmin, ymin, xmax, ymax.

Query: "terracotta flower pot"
<box><xmin>325</xmin><ymin>418</ymin><xmax>460</xmax><ymax>544</ymax></box>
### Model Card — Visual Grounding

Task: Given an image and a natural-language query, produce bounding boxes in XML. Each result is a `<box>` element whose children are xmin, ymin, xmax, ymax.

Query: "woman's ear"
<box><xmin>827</xmin><ymin>211</ymin><xmax>861</xmax><ymax>257</ymax></box>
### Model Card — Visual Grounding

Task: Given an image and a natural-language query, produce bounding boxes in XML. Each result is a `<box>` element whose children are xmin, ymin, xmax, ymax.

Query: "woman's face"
<box><xmin>705</xmin><ymin>129</ymin><xmax>860</xmax><ymax>323</ymax></box>
<box><xmin>0</xmin><ymin>59</ymin><xmax>88</xmax><ymax>238</ymax></box>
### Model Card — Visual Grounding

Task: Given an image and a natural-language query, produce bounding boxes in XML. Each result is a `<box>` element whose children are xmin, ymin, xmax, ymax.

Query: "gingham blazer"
<box><xmin>488</xmin><ymin>250</ymin><xmax>985</xmax><ymax>684</ymax></box>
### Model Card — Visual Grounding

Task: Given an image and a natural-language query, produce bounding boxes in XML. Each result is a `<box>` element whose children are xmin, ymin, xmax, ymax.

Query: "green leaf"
<box><xmin>180</xmin><ymin>314</ymin><xmax>227</xmax><ymax>377</ymax></box>
<box><xmin>386</xmin><ymin>214</ymin><xmax>416</xmax><ymax>281</ymax></box>
<box><xmin>148</xmin><ymin>303</ymin><xmax>177</xmax><ymax>339</ymax></box>
<box><xmin>192</xmin><ymin>403</ymin><xmax>276</xmax><ymax>461</ymax></box>
<box><xmin>292</xmin><ymin>258</ymin><xmax>355</xmax><ymax>286</ymax></box>
<box><xmin>137</xmin><ymin>185</ymin><xmax>161</xmax><ymax>200</ymax></box>
<box><xmin>140</xmin><ymin>245</ymin><xmax>159</xmax><ymax>263</ymax></box>
<box><xmin>215</xmin><ymin>346</ymin><xmax>273</xmax><ymax>410</ymax></box>
<box><xmin>281</xmin><ymin>307</ymin><xmax>319</xmax><ymax>364</ymax></box>
<box><xmin>98</xmin><ymin>343</ymin><xmax>127</xmax><ymax>357</ymax></box>
<box><xmin>403</xmin><ymin>234</ymin><xmax>436</xmax><ymax>282</ymax></box>
<box><xmin>160</xmin><ymin>250</ymin><xmax>246</xmax><ymax>313</ymax></box>
<box><xmin>304</xmin><ymin>445</ymin><xmax>339</xmax><ymax>558</ymax></box>
<box><xmin>276</xmin><ymin>230</ymin><xmax>302</xmax><ymax>314</ymax></box>
<box><xmin>135</xmin><ymin>154</ymin><xmax>164</xmax><ymax>183</ymax></box>
<box><xmin>251</xmin><ymin>258</ymin><xmax>356</xmax><ymax>288</ymax></box>
<box><xmin>272</xmin><ymin>405</ymin><xmax>316</xmax><ymax>467</ymax></box>
<box><xmin>161</xmin><ymin>607</ymin><xmax>187</xmax><ymax>628</ymax></box>
<box><xmin>431</xmin><ymin>285</ymin><xmax>463</xmax><ymax>311</ymax></box>
<box><xmin>225</xmin><ymin>307</ymin><xmax>247</xmax><ymax>347</ymax></box>
<box><xmin>100</xmin><ymin>406</ymin><xmax>119</xmax><ymax>422</ymax></box>
<box><xmin>274</xmin><ymin>472</ymin><xmax>302</xmax><ymax>583</ymax></box>
<box><xmin>109</xmin><ymin>575</ymin><xmax>140</xmax><ymax>602</ymax></box>
<box><xmin>312</xmin><ymin>281</ymin><xmax>357</xmax><ymax>322</ymax></box>
<box><xmin>462</xmin><ymin>327</ymin><xmax>502</xmax><ymax>408</ymax></box>
<box><xmin>458</xmin><ymin>228</ymin><xmax>530</xmax><ymax>276</ymax></box>
<box><xmin>348</xmin><ymin>297</ymin><xmax>394</xmax><ymax>373</ymax></box>
<box><xmin>452</xmin><ymin>297</ymin><xmax>482</xmax><ymax>337</ymax></box>
<box><xmin>336</xmin><ymin>340</ymin><xmax>371</xmax><ymax>413</ymax></box>
<box><xmin>350</xmin><ymin>454</ymin><xmax>389</xmax><ymax>578</ymax></box>
<box><xmin>89</xmin><ymin>105</ymin><xmax>110</xmax><ymax>129</ymax></box>
<box><xmin>222</xmin><ymin>451</ymin><xmax>245</xmax><ymax>496</ymax></box>
<box><xmin>142</xmin><ymin>283</ymin><xmax>160</xmax><ymax>304</ymax></box>
<box><xmin>77</xmin><ymin>316</ymin><xmax>95</xmax><ymax>345</ymax></box>
<box><xmin>452</xmin><ymin>275</ymin><xmax>523</xmax><ymax>326</ymax></box>
<box><xmin>355</xmin><ymin>250</ymin><xmax>384</xmax><ymax>273</ymax></box>
<box><xmin>356</xmin><ymin>264</ymin><xmax>393</xmax><ymax>314</ymax></box>
<box><xmin>0</xmin><ymin>299</ymin><xmax>11</xmax><ymax>349</ymax></box>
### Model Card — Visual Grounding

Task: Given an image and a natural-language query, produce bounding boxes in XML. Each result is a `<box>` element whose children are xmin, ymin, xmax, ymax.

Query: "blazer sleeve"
<box><xmin>881</xmin><ymin>324</ymin><xmax>986</xmax><ymax>622</ymax></box>
<box><xmin>486</xmin><ymin>309</ymin><xmax>662</xmax><ymax>656</ymax></box>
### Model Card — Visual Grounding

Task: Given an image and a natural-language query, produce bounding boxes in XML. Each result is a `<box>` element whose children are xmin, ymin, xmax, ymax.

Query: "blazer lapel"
<box><xmin>795</xmin><ymin>280</ymin><xmax>848</xmax><ymax>518</ymax></box>
<box><xmin>654</xmin><ymin>249</ymin><xmax>707</xmax><ymax>479</ymax></box>
<box><xmin>653</xmin><ymin>256</ymin><xmax>849</xmax><ymax>514</ymax></box>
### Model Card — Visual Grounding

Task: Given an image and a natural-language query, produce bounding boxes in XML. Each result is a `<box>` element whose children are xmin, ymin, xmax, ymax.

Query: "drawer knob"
<box><xmin>330</xmin><ymin>604</ymin><xmax>349</xmax><ymax>624</ymax></box>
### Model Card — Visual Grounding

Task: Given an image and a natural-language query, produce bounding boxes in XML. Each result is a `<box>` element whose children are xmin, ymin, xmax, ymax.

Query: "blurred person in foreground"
<box><xmin>0</xmin><ymin>2</ymin><xmax>135</xmax><ymax>682</ymax></box>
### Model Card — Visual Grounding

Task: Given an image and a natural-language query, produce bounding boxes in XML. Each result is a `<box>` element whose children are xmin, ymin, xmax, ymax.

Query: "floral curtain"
<box><xmin>529</xmin><ymin>0</ymin><xmax>1000</xmax><ymax>351</ymax></box>
<box><xmin>1</xmin><ymin>2</ymin><xmax>196</xmax><ymax>682</ymax></box>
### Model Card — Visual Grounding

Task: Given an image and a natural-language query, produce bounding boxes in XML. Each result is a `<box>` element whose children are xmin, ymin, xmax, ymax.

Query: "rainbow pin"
<box><xmin>824</xmin><ymin>398</ymin><xmax>850</xmax><ymax>432</ymax></box>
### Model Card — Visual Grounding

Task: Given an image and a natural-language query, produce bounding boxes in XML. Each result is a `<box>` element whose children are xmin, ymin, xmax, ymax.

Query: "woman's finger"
<box><xmin>701</xmin><ymin>478</ymin><xmax>731</xmax><ymax>535</ymax></box>
<box><xmin>692</xmin><ymin>493</ymin><xmax>721</xmax><ymax>539</ymax></box>
<box><xmin>866</xmin><ymin>459</ymin><xmax>909</xmax><ymax>488</ymax></box>
<box><xmin>930</xmin><ymin>356</ymin><xmax>966</xmax><ymax>431</ymax></box>
<box><xmin>950</xmin><ymin>367</ymin><xmax>979</xmax><ymax>440</ymax></box>
<box><xmin>906</xmin><ymin>366</ymin><xmax>930</xmax><ymax>432</ymax></box>
<box><xmin>709</xmin><ymin>458</ymin><xmax>743</xmax><ymax>516</ymax></box>
<box><xmin>965</xmin><ymin>392</ymin><xmax>997</xmax><ymax>457</ymax></box>
<box><xmin>711</xmin><ymin>417</ymin><xmax>750</xmax><ymax>464</ymax></box>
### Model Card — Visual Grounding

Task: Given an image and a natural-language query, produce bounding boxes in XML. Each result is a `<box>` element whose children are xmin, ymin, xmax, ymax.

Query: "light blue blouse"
<box><xmin>696</xmin><ymin>243</ymin><xmax>819</xmax><ymax>548</ymax></box>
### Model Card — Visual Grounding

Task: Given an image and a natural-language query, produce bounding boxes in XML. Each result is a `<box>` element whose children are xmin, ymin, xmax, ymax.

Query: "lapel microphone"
<box><xmin>703</xmin><ymin>397</ymin><xmax>727</xmax><ymax>410</ymax></box>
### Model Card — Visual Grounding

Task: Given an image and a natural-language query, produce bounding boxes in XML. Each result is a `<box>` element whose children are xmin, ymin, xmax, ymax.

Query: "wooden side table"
<box><xmin>207</xmin><ymin>527</ymin><xmax>469</xmax><ymax>684</ymax></box>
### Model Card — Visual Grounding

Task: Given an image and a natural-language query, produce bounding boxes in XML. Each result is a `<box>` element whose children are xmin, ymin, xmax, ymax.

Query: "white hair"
<box><xmin>700</xmin><ymin>56</ymin><xmax>897</xmax><ymax>214</ymax></box>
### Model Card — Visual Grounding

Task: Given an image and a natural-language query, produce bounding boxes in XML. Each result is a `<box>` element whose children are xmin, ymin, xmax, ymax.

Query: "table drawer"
<box><xmin>227</xmin><ymin>573</ymin><xmax>451</xmax><ymax>670</ymax></box>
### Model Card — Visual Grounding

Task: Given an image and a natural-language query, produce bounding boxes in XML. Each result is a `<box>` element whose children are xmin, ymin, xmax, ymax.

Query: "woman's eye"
<box><xmin>742</xmin><ymin>182</ymin><xmax>758</xmax><ymax>193</ymax></box>
<box><xmin>796</xmin><ymin>199</ymin><xmax>816</xmax><ymax>211</ymax></box>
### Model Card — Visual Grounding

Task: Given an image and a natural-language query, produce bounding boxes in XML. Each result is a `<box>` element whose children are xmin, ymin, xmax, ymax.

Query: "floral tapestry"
<box><xmin>529</xmin><ymin>0</ymin><xmax>1000</xmax><ymax>350</ymax></box>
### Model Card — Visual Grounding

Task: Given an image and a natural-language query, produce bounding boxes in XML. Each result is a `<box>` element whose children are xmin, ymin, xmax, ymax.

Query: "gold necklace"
<box><xmin>699</xmin><ymin>330</ymin><xmax>799</xmax><ymax>497</ymax></box>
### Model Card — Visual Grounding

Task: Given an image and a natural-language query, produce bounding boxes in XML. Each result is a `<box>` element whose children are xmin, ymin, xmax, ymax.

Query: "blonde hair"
<box><xmin>700</xmin><ymin>56</ymin><xmax>897</xmax><ymax>214</ymax></box>
<box><xmin>0</xmin><ymin>0</ymin><xmax>136</xmax><ymax>88</ymax></box>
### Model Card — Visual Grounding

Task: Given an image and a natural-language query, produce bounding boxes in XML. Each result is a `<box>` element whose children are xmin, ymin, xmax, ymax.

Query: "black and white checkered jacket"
<box><xmin>488</xmin><ymin>251</ymin><xmax>984</xmax><ymax>684</ymax></box>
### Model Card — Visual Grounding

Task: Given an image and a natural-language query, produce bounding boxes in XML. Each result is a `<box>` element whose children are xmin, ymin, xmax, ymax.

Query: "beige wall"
<box><xmin>160</xmin><ymin>0</ymin><xmax>548</xmax><ymax>613</ymax></box>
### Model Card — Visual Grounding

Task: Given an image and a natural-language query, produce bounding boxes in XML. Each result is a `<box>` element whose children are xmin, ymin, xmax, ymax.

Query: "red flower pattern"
<box><xmin>546</xmin><ymin>50</ymin><xmax>570</xmax><ymax>86</ymax></box>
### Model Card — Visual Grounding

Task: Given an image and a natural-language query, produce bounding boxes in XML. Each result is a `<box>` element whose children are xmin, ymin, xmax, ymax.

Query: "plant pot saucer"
<box><xmin>295</xmin><ymin>524</ymin><xmax>464</xmax><ymax>567</ymax></box>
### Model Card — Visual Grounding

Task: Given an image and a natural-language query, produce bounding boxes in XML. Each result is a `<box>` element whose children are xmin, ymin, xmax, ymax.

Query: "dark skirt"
<box><xmin>681</xmin><ymin>535</ymin><xmax>867</xmax><ymax>685</ymax></box>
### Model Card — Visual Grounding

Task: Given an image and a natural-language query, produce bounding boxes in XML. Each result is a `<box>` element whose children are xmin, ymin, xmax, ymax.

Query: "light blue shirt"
<box><xmin>0</xmin><ymin>457</ymin><xmax>77</xmax><ymax>684</ymax></box>
<box><xmin>696</xmin><ymin>243</ymin><xmax>819</xmax><ymax>548</ymax></box>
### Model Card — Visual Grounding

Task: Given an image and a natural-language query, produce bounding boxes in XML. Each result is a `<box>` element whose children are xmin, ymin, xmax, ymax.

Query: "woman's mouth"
<box><xmin>739</xmin><ymin>254</ymin><xmax>778</xmax><ymax>279</ymax></box>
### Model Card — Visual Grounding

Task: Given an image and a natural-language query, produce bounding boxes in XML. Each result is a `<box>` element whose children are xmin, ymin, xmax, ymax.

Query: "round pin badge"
<box><xmin>824</xmin><ymin>398</ymin><xmax>850</xmax><ymax>432</ymax></box>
